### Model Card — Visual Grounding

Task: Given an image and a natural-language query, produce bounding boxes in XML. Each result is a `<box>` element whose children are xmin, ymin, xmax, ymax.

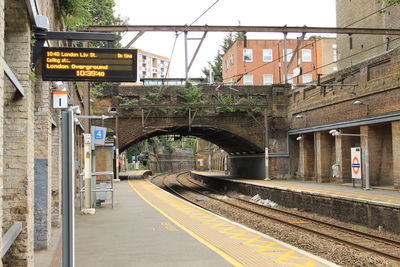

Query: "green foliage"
<box><xmin>237</xmin><ymin>96</ymin><xmax>263</xmax><ymax>114</ymax></box>
<box><xmin>126</xmin><ymin>141</ymin><xmax>146</xmax><ymax>162</ymax></box>
<box><xmin>377</xmin><ymin>0</ymin><xmax>400</xmax><ymax>4</ymax></box>
<box><xmin>61</xmin><ymin>0</ymin><xmax>121</xmax><ymax>31</ymax></box>
<box><xmin>28</xmin><ymin>70</ymin><xmax>36</xmax><ymax>82</ymax></box>
<box><xmin>214</xmin><ymin>92</ymin><xmax>238</xmax><ymax>112</ymax></box>
<box><xmin>60</xmin><ymin>0</ymin><xmax>123</xmax><ymax>48</ymax></box>
<box><xmin>144</xmin><ymin>86</ymin><xmax>168</xmax><ymax>113</ymax></box>
<box><xmin>116</xmin><ymin>96</ymin><xmax>138</xmax><ymax>106</ymax></box>
<box><xmin>175</xmin><ymin>84</ymin><xmax>206</xmax><ymax>113</ymax></box>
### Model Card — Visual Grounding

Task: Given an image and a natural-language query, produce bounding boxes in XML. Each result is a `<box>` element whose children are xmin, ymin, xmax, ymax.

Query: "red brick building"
<box><xmin>222</xmin><ymin>38</ymin><xmax>337</xmax><ymax>85</ymax></box>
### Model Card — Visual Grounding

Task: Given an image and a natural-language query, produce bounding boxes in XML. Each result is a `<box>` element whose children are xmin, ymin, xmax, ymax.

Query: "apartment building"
<box><xmin>136</xmin><ymin>49</ymin><xmax>170</xmax><ymax>84</ymax></box>
<box><xmin>222</xmin><ymin>38</ymin><xmax>337</xmax><ymax>85</ymax></box>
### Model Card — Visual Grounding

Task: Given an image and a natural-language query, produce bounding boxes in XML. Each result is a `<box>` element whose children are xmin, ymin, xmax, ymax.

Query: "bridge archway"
<box><xmin>120</xmin><ymin>125</ymin><xmax>264</xmax><ymax>155</ymax></box>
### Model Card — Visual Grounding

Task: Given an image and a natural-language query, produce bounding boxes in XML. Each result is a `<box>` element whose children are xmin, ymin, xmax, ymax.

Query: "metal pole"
<box><xmin>208</xmin><ymin>142</ymin><xmax>212</xmax><ymax>172</ymax></box>
<box><xmin>264</xmin><ymin>108</ymin><xmax>270</xmax><ymax>180</ymax></box>
<box><xmin>283</xmin><ymin>32</ymin><xmax>288</xmax><ymax>84</ymax></box>
<box><xmin>83</xmin><ymin>134</ymin><xmax>92</xmax><ymax>209</ymax></box>
<box><xmin>184</xmin><ymin>31</ymin><xmax>189</xmax><ymax>80</ymax></box>
<box><xmin>115</xmin><ymin>115</ymin><xmax>119</xmax><ymax>180</ymax></box>
<box><xmin>188</xmin><ymin>108</ymin><xmax>191</xmax><ymax>132</ymax></box>
<box><xmin>62</xmin><ymin>110</ymin><xmax>75</xmax><ymax>267</ymax></box>
<box><xmin>364</xmin><ymin>135</ymin><xmax>371</xmax><ymax>190</ymax></box>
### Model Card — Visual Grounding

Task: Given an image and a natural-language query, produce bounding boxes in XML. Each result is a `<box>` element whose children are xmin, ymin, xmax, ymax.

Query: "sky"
<box><xmin>114</xmin><ymin>0</ymin><xmax>336</xmax><ymax>78</ymax></box>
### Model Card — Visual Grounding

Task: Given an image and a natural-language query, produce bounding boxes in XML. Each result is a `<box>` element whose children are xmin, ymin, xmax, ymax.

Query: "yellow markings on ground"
<box><xmin>289</xmin><ymin>221</ymin><xmax>310</xmax><ymax>224</ymax></box>
<box><xmin>128</xmin><ymin>180</ymin><xmax>244</xmax><ymax>267</ymax></box>
<box><xmin>130</xmin><ymin>179</ymin><xmax>319</xmax><ymax>267</ymax></box>
<box><xmin>165</xmin><ymin>191</ymin><xmax>318</xmax><ymax>266</ymax></box>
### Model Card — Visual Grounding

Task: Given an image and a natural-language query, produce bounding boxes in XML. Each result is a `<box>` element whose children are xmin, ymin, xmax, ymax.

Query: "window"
<box><xmin>263</xmin><ymin>49</ymin><xmax>273</xmax><ymax>62</ymax></box>
<box><xmin>283</xmin><ymin>49</ymin><xmax>293</xmax><ymax>62</ymax></box>
<box><xmin>243</xmin><ymin>49</ymin><xmax>253</xmax><ymax>62</ymax></box>
<box><xmin>302</xmin><ymin>74</ymin><xmax>312</xmax><ymax>83</ymax></box>
<box><xmin>223</xmin><ymin>60</ymin><xmax>228</xmax><ymax>71</ymax></box>
<box><xmin>243</xmin><ymin>74</ymin><xmax>253</xmax><ymax>85</ymax></box>
<box><xmin>263</xmin><ymin>74</ymin><xmax>273</xmax><ymax>85</ymax></box>
<box><xmin>332</xmin><ymin>44</ymin><xmax>338</xmax><ymax>62</ymax></box>
<box><xmin>229</xmin><ymin>54</ymin><xmax>234</xmax><ymax>65</ymax></box>
<box><xmin>302</xmin><ymin>49</ymin><xmax>312</xmax><ymax>62</ymax></box>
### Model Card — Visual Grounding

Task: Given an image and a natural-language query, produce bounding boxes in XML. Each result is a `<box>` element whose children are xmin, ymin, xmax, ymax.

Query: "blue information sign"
<box><xmin>94</xmin><ymin>129</ymin><xmax>104</xmax><ymax>139</ymax></box>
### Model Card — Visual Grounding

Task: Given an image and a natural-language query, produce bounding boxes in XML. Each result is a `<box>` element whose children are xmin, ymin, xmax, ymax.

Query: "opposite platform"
<box><xmin>76</xmin><ymin>179</ymin><xmax>337</xmax><ymax>266</ymax></box>
<box><xmin>191</xmin><ymin>171</ymin><xmax>400</xmax><ymax>207</ymax></box>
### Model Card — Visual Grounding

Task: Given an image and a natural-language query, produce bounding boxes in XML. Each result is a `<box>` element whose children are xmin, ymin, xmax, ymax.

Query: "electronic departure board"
<box><xmin>42</xmin><ymin>47</ymin><xmax>137</xmax><ymax>82</ymax></box>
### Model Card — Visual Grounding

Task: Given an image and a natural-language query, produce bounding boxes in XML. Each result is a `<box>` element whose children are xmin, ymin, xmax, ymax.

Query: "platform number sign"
<box><xmin>94</xmin><ymin>129</ymin><xmax>104</xmax><ymax>139</ymax></box>
<box><xmin>351</xmin><ymin>147</ymin><xmax>362</xmax><ymax>179</ymax></box>
<box><xmin>53</xmin><ymin>91</ymin><xmax>68</xmax><ymax>108</ymax></box>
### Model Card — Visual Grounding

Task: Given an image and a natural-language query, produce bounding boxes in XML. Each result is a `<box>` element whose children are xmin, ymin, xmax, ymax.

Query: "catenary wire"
<box><xmin>166</xmin><ymin>0</ymin><xmax>221</xmax><ymax>77</ymax></box>
<box><xmin>223</xmin><ymin>3</ymin><xmax>397</xmax><ymax>82</ymax></box>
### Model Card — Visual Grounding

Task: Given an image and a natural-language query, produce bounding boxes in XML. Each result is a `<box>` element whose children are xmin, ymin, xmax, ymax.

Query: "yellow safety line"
<box><xmin>128</xmin><ymin>180</ymin><xmax>244</xmax><ymax>267</ymax></box>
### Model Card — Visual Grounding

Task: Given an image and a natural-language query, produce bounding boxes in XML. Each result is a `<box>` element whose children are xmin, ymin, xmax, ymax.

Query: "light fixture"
<box><xmin>329</xmin><ymin>129</ymin><xmax>341</xmax><ymax>136</ymax></box>
<box><xmin>108</xmin><ymin>107</ymin><xmax>117</xmax><ymax>113</ymax></box>
<box><xmin>52</xmin><ymin>81</ymin><xmax>66</xmax><ymax>91</ymax></box>
<box><xmin>296</xmin><ymin>136</ymin><xmax>302</xmax><ymax>141</ymax></box>
<box><xmin>353</xmin><ymin>100</ymin><xmax>369</xmax><ymax>115</ymax></box>
<box><xmin>68</xmin><ymin>105</ymin><xmax>81</xmax><ymax>115</ymax></box>
<box><xmin>295</xmin><ymin>114</ymin><xmax>303</xmax><ymax>119</ymax></box>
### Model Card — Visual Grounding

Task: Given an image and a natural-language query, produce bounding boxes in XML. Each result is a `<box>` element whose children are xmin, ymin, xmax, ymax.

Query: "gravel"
<box><xmin>152</xmin><ymin>173</ymin><xmax>400</xmax><ymax>266</ymax></box>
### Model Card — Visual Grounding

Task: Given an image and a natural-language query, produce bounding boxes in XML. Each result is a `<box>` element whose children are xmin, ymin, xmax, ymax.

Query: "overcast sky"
<box><xmin>114</xmin><ymin>0</ymin><xmax>336</xmax><ymax>78</ymax></box>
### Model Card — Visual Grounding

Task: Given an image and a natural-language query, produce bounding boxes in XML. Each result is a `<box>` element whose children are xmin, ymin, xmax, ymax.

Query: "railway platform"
<box><xmin>190</xmin><ymin>171</ymin><xmax>400</xmax><ymax>234</ymax></box>
<box><xmin>191</xmin><ymin>171</ymin><xmax>400</xmax><ymax>206</ymax></box>
<box><xmin>76</xmin><ymin>178</ymin><xmax>337</xmax><ymax>266</ymax></box>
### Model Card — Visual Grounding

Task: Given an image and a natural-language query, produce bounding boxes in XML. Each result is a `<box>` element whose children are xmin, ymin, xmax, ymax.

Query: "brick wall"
<box><xmin>3</xmin><ymin>0</ymin><xmax>34</xmax><ymax>265</ymax></box>
<box><xmin>33</xmin><ymin>73</ymin><xmax>52</xmax><ymax>250</ymax></box>
<box><xmin>51</xmin><ymin>124</ymin><xmax>61</xmax><ymax>227</ymax></box>
<box><xmin>0</xmin><ymin>0</ymin><xmax>4</xmax><ymax>263</ymax></box>
<box><xmin>392</xmin><ymin>121</ymin><xmax>400</xmax><ymax>188</ymax></box>
<box><xmin>336</xmin><ymin>0</ymin><xmax>400</xmax><ymax>69</ymax></box>
<box><xmin>289</xmin><ymin>47</ymin><xmax>400</xmax><ymax>127</ymax></box>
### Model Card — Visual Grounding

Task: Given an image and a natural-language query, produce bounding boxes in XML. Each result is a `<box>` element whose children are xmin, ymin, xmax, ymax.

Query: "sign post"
<box><xmin>351</xmin><ymin>147</ymin><xmax>362</xmax><ymax>187</ymax></box>
<box><xmin>62</xmin><ymin>110</ymin><xmax>75</xmax><ymax>267</ymax></box>
<box><xmin>53</xmin><ymin>91</ymin><xmax>68</xmax><ymax>108</ymax></box>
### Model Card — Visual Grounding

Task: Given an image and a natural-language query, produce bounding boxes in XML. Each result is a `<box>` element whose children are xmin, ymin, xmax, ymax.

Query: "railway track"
<box><xmin>153</xmin><ymin>172</ymin><xmax>400</xmax><ymax>262</ymax></box>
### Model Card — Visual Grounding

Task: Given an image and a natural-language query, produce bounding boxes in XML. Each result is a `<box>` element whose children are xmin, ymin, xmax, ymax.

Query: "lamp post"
<box><xmin>329</xmin><ymin>129</ymin><xmax>370</xmax><ymax>190</ymax></box>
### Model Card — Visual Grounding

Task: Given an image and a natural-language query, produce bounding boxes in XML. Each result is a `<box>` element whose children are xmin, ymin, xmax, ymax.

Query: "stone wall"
<box><xmin>3</xmin><ymin>0</ymin><xmax>34</xmax><ymax>264</ymax></box>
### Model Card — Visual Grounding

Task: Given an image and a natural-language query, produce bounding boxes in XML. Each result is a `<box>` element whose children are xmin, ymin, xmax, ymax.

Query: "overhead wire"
<box><xmin>223</xmin><ymin>3</ymin><xmax>397</xmax><ymax>83</ymax></box>
<box><xmin>165</xmin><ymin>0</ymin><xmax>221</xmax><ymax>77</ymax></box>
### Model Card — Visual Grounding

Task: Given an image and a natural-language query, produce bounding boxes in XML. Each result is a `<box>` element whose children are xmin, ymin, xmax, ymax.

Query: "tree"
<box><xmin>61</xmin><ymin>0</ymin><xmax>123</xmax><ymax>32</ymax></box>
<box><xmin>202</xmin><ymin>32</ymin><xmax>245</xmax><ymax>83</ymax></box>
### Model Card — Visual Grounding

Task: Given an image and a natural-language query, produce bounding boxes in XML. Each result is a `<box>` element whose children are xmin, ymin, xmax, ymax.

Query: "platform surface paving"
<box><xmin>76</xmin><ymin>179</ymin><xmax>337</xmax><ymax>267</ymax></box>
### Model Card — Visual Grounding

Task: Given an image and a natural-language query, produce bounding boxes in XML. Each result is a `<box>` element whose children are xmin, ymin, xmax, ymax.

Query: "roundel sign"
<box><xmin>351</xmin><ymin>147</ymin><xmax>362</xmax><ymax>179</ymax></box>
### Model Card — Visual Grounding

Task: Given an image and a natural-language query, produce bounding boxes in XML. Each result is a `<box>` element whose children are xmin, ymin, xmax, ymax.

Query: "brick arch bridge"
<box><xmin>92</xmin><ymin>84</ymin><xmax>290</xmax><ymax>176</ymax></box>
<box><xmin>92</xmin><ymin>85</ymin><xmax>287</xmax><ymax>154</ymax></box>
